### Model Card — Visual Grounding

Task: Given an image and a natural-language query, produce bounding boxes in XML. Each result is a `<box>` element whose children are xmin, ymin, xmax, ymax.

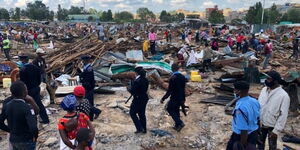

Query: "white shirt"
<box><xmin>186</xmin><ymin>50</ymin><xmax>197</xmax><ymax>67</ymax></box>
<box><xmin>97</xmin><ymin>25</ymin><xmax>104</xmax><ymax>36</ymax></box>
<box><xmin>223</xmin><ymin>45</ymin><xmax>232</xmax><ymax>55</ymax></box>
<box><xmin>178</xmin><ymin>47</ymin><xmax>187</xmax><ymax>55</ymax></box>
<box><xmin>258</xmin><ymin>86</ymin><xmax>290</xmax><ymax>134</ymax></box>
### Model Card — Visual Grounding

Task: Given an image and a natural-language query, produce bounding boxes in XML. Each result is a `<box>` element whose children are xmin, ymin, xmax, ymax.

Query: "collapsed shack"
<box><xmin>45</xmin><ymin>33</ymin><xmax>198</xmax><ymax>101</ymax></box>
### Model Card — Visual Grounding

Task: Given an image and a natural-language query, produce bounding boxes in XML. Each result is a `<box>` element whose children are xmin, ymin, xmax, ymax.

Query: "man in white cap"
<box><xmin>33</xmin><ymin>48</ymin><xmax>47</xmax><ymax>83</ymax></box>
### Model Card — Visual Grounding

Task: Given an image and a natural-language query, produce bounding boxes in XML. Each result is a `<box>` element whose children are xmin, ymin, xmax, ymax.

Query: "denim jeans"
<box><xmin>11</xmin><ymin>141</ymin><xmax>36</xmax><ymax>150</ymax></box>
<box><xmin>263</xmin><ymin>54</ymin><xmax>271</xmax><ymax>69</ymax></box>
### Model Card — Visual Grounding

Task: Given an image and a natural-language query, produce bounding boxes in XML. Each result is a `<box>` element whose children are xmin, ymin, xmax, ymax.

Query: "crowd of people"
<box><xmin>0</xmin><ymin>22</ymin><xmax>298</xmax><ymax>150</ymax></box>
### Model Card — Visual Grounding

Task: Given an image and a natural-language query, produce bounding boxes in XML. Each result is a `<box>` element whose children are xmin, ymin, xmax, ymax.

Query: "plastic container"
<box><xmin>3</xmin><ymin>78</ymin><xmax>11</xmax><ymax>88</ymax></box>
<box><xmin>190</xmin><ymin>75</ymin><xmax>202</xmax><ymax>82</ymax></box>
<box><xmin>190</xmin><ymin>70</ymin><xmax>199</xmax><ymax>76</ymax></box>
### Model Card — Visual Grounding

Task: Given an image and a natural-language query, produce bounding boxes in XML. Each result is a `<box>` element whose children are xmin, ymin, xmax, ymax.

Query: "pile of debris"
<box><xmin>46</xmin><ymin>34</ymin><xmax>142</xmax><ymax>75</ymax></box>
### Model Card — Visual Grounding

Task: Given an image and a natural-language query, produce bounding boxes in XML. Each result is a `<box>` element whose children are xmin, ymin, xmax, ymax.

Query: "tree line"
<box><xmin>0</xmin><ymin>1</ymin><xmax>185</xmax><ymax>23</ymax></box>
<box><xmin>2</xmin><ymin>1</ymin><xmax>298</xmax><ymax>24</ymax></box>
<box><xmin>245</xmin><ymin>2</ymin><xmax>300</xmax><ymax>24</ymax></box>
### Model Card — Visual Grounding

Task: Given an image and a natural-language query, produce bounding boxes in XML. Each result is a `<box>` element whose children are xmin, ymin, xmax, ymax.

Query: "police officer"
<box><xmin>19</xmin><ymin>54</ymin><xmax>50</xmax><ymax>124</ymax></box>
<box><xmin>77</xmin><ymin>55</ymin><xmax>101</xmax><ymax>121</ymax></box>
<box><xmin>160</xmin><ymin>63</ymin><xmax>186</xmax><ymax>132</ymax></box>
<box><xmin>128</xmin><ymin>67</ymin><xmax>149</xmax><ymax>134</ymax></box>
<box><xmin>226</xmin><ymin>81</ymin><xmax>260</xmax><ymax>150</ymax></box>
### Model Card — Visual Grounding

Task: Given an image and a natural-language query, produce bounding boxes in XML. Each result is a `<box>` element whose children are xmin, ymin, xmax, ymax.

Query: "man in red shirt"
<box><xmin>262</xmin><ymin>40</ymin><xmax>273</xmax><ymax>69</ymax></box>
<box><xmin>237</xmin><ymin>33</ymin><xmax>244</xmax><ymax>51</ymax></box>
<box><xmin>164</xmin><ymin>30</ymin><xmax>169</xmax><ymax>42</ymax></box>
<box><xmin>33</xmin><ymin>31</ymin><xmax>38</xmax><ymax>40</ymax></box>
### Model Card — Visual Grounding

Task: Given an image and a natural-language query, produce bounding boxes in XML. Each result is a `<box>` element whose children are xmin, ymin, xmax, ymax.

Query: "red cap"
<box><xmin>73</xmin><ymin>86</ymin><xmax>86</xmax><ymax>97</ymax></box>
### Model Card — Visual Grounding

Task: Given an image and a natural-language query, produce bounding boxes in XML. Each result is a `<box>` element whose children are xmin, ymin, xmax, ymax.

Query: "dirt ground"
<box><xmin>0</xmin><ymin>36</ymin><xmax>299</xmax><ymax>150</ymax></box>
<box><xmin>0</xmin><ymin>81</ymin><xmax>299</xmax><ymax>150</ymax></box>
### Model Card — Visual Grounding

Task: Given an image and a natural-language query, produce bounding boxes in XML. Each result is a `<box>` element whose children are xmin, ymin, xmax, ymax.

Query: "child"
<box><xmin>74</xmin><ymin>86</ymin><xmax>91</xmax><ymax>117</ymax></box>
<box><xmin>73</xmin><ymin>86</ymin><xmax>101</xmax><ymax>120</ymax></box>
<box><xmin>58</xmin><ymin>94</ymin><xmax>95</xmax><ymax>150</ymax></box>
<box><xmin>75</xmin><ymin>128</ymin><xmax>92</xmax><ymax>150</ymax></box>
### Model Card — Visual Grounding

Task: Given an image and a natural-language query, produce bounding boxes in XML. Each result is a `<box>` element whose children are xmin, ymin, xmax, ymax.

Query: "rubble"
<box><xmin>0</xmin><ymin>20</ymin><xmax>300</xmax><ymax>150</ymax></box>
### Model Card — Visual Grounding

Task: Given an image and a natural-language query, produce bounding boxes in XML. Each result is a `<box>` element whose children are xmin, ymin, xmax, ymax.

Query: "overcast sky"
<box><xmin>2</xmin><ymin>0</ymin><xmax>299</xmax><ymax>13</ymax></box>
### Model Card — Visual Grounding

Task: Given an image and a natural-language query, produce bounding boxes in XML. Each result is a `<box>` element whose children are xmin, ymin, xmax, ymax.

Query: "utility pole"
<box><xmin>83</xmin><ymin>0</ymin><xmax>87</xmax><ymax>14</ymax></box>
<box><xmin>261</xmin><ymin>0</ymin><xmax>265</xmax><ymax>24</ymax></box>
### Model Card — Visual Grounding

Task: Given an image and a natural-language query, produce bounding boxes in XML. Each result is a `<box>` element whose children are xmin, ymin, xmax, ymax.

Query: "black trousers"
<box><xmin>3</xmin><ymin>48</ymin><xmax>10</xmax><ymax>61</ymax></box>
<box><xmin>257</xmin><ymin>127</ymin><xmax>277</xmax><ymax>150</ymax></box>
<box><xmin>28</xmin><ymin>86</ymin><xmax>49</xmax><ymax>123</ymax></box>
<box><xmin>237</xmin><ymin>43</ymin><xmax>242</xmax><ymax>51</ymax></box>
<box><xmin>85</xmin><ymin>89</ymin><xmax>101</xmax><ymax>121</ymax></box>
<box><xmin>130</xmin><ymin>99</ymin><xmax>148</xmax><ymax>132</ymax></box>
<box><xmin>150</xmin><ymin>41</ymin><xmax>156</xmax><ymax>55</ymax></box>
<box><xmin>203</xmin><ymin>59</ymin><xmax>212</xmax><ymax>70</ymax></box>
<box><xmin>289</xmin><ymin>49</ymin><xmax>299</xmax><ymax>59</ymax></box>
<box><xmin>226</xmin><ymin>130</ymin><xmax>258</xmax><ymax>150</ymax></box>
<box><xmin>167</xmin><ymin>101</ymin><xmax>183</xmax><ymax>127</ymax></box>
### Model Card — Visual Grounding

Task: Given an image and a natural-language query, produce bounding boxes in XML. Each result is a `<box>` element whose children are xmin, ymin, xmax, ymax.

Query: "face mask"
<box><xmin>265</xmin><ymin>80</ymin><xmax>275</xmax><ymax>87</ymax></box>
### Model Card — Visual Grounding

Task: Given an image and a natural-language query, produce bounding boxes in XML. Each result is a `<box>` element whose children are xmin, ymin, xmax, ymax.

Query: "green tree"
<box><xmin>48</xmin><ymin>10</ymin><xmax>54</xmax><ymax>21</ymax></box>
<box><xmin>287</xmin><ymin>8</ymin><xmax>300</xmax><ymax>23</ymax></box>
<box><xmin>88</xmin><ymin>16</ymin><xmax>94</xmax><ymax>22</ymax></box>
<box><xmin>69</xmin><ymin>6</ymin><xmax>84</xmax><ymax>14</ymax></box>
<box><xmin>160</xmin><ymin>10</ymin><xmax>172</xmax><ymax>22</ymax></box>
<box><xmin>107</xmin><ymin>9</ymin><xmax>113</xmax><ymax>21</ymax></box>
<box><xmin>115</xmin><ymin>11</ymin><xmax>133</xmax><ymax>22</ymax></box>
<box><xmin>26</xmin><ymin>1</ymin><xmax>52</xmax><ymax>20</ymax></box>
<box><xmin>245</xmin><ymin>2</ymin><xmax>264</xmax><ymax>24</ymax></box>
<box><xmin>245</xmin><ymin>2</ymin><xmax>280</xmax><ymax>24</ymax></box>
<box><xmin>174</xmin><ymin>13</ymin><xmax>185</xmax><ymax>22</ymax></box>
<box><xmin>0</xmin><ymin>8</ymin><xmax>10</xmax><ymax>20</ymax></box>
<box><xmin>281</xmin><ymin>13</ymin><xmax>288</xmax><ymax>22</ymax></box>
<box><xmin>208</xmin><ymin>10</ymin><xmax>225</xmax><ymax>24</ymax></box>
<box><xmin>9</xmin><ymin>8</ymin><xmax>14</xmax><ymax>18</ymax></box>
<box><xmin>101</xmin><ymin>10</ymin><xmax>113</xmax><ymax>21</ymax></box>
<box><xmin>267</xmin><ymin>4</ymin><xmax>280</xmax><ymax>24</ymax></box>
<box><xmin>57</xmin><ymin>4</ymin><xmax>69</xmax><ymax>21</ymax></box>
<box><xmin>21</xmin><ymin>9</ymin><xmax>27</xmax><ymax>17</ymax></box>
<box><xmin>88</xmin><ymin>8</ymin><xmax>97</xmax><ymax>14</ymax></box>
<box><xmin>101</xmin><ymin>11</ymin><xmax>108</xmax><ymax>21</ymax></box>
<box><xmin>12</xmin><ymin>7</ymin><xmax>21</xmax><ymax>20</ymax></box>
<box><xmin>137</xmin><ymin>7</ymin><xmax>155</xmax><ymax>21</ymax></box>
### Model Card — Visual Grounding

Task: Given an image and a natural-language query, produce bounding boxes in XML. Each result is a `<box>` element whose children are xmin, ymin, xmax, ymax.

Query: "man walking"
<box><xmin>226</xmin><ymin>81</ymin><xmax>260</xmax><ymax>150</ymax></box>
<box><xmin>161</xmin><ymin>63</ymin><xmax>186</xmax><ymax>132</ymax></box>
<box><xmin>77</xmin><ymin>55</ymin><xmax>101</xmax><ymax>121</ymax></box>
<box><xmin>262</xmin><ymin>40</ymin><xmax>273</xmax><ymax>69</ymax></box>
<box><xmin>0</xmin><ymin>81</ymin><xmax>38</xmax><ymax>150</ymax></box>
<box><xmin>19</xmin><ymin>54</ymin><xmax>50</xmax><ymax>124</ymax></box>
<box><xmin>128</xmin><ymin>67</ymin><xmax>149</xmax><ymax>134</ymax></box>
<box><xmin>258</xmin><ymin>71</ymin><xmax>290</xmax><ymax>150</ymax></box>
